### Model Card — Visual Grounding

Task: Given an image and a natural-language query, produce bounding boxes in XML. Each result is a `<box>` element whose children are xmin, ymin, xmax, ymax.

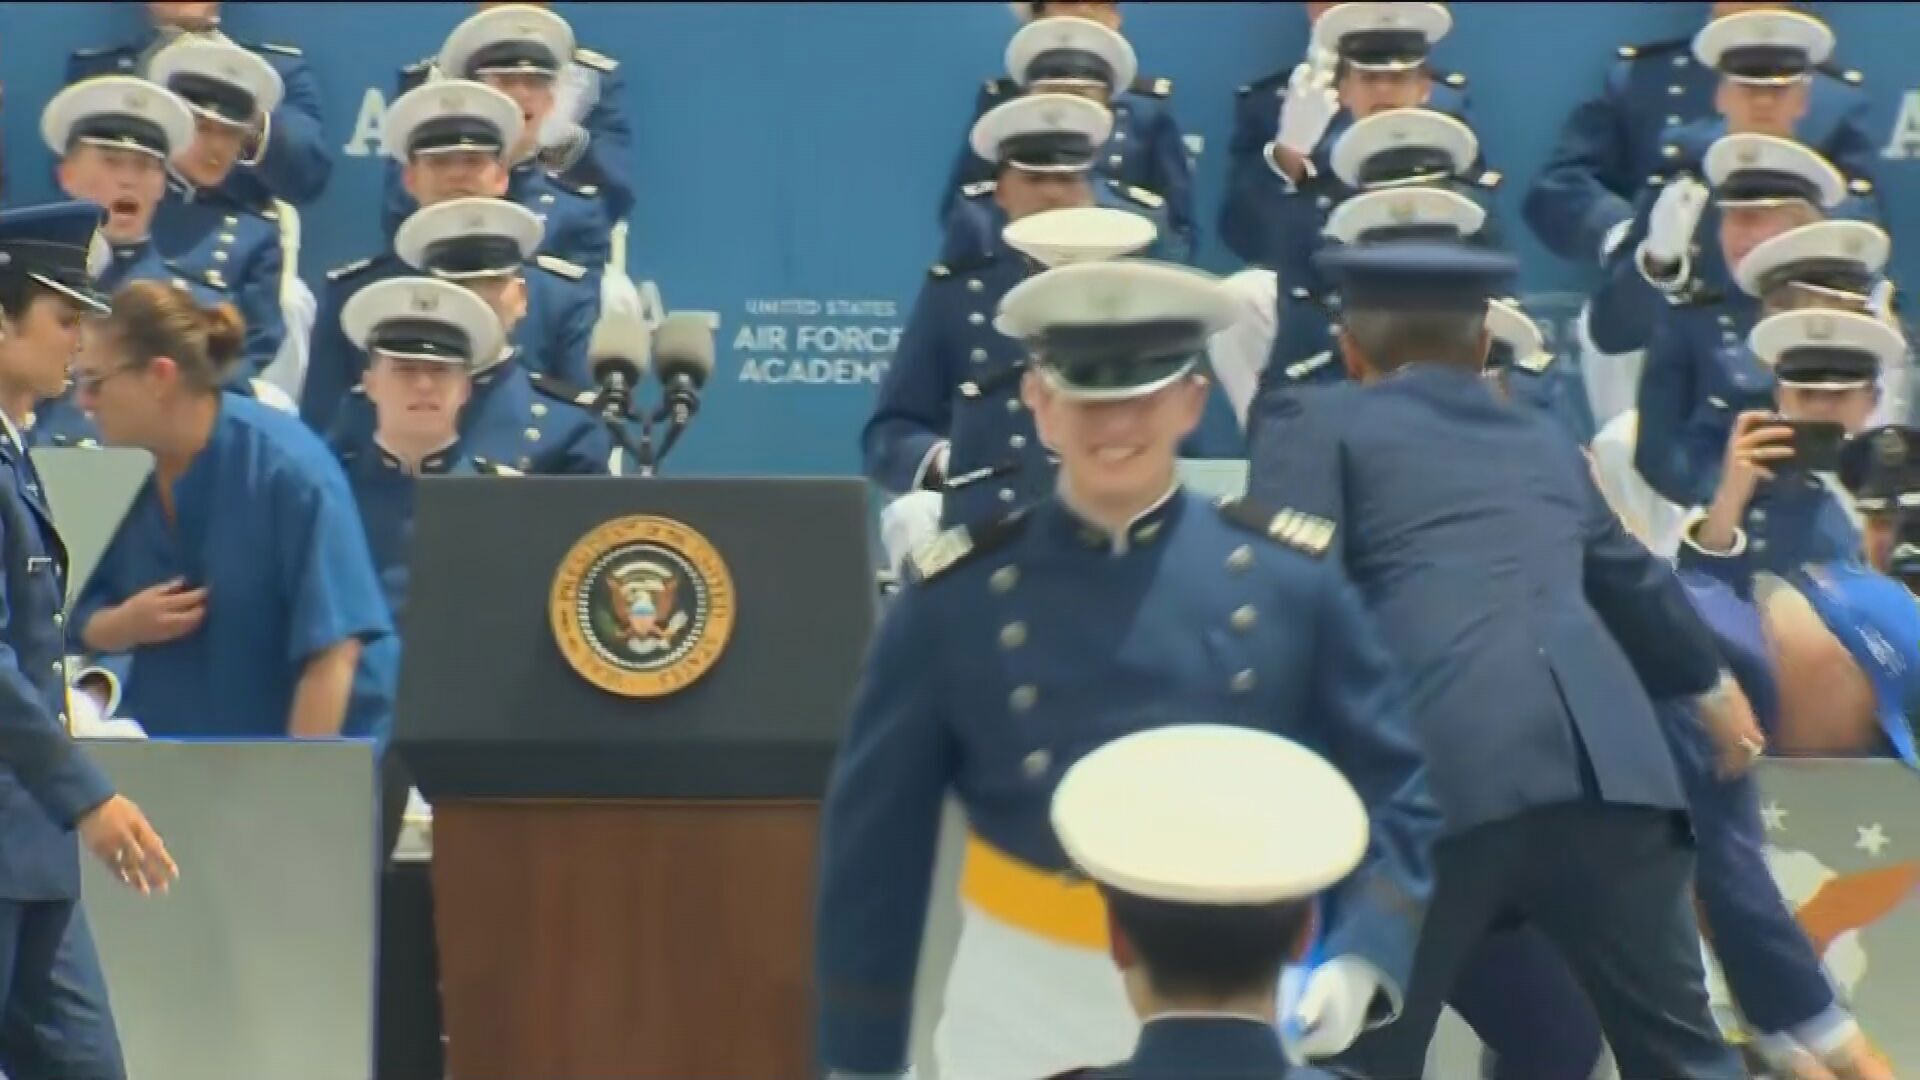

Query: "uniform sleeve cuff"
<box><xmin>1680</xmin><ymin>508</ymin><xmax>1747</xmax><ymax>559</ymax></box>
<box><xmin>1261</xmin><ymin>141</ymin><xmax>1311</xmax><ymax>192</ymax></box>
<box><xmin>1326</xmin><ymin>954</ymin><xmax>1402</xmax><ymax>1030</ymax></box>
<box><xmin>911</xmin><ymin>441</ymin><xmax>949</xmax><ymax>492</ymax></box>
<box><xmin>1636</xmin><ymin>243</ymin><xmax>1692</xmax><ymax>294</ymax></box>
<box><xmin>73</xmin><ymin>665</ymin><xmax>122</xmax><ymax>719</ymax></box>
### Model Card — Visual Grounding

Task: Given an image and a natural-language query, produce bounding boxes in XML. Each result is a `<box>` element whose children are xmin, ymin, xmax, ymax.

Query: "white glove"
<box><xmin>1644</xmin><ymin>176</ymin><xmax>1710</xmax><ymax>265</ymax></box>
<box><xmin>1276</xmin><ymin>58</ymin><xmax>1340</xmax><ymax>159</ymax></box>
<box><xmin>880</xmin><ymin>491</ymin><xmax>946</xmax><ymax>578</ymax></box>
<box><xmin>1282</xmin><ymin>956</ymin><xmax>1381</xmax><ymax>1061</ymax></box>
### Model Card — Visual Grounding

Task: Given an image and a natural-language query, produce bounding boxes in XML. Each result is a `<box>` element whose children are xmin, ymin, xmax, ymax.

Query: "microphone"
<box><xmin>652</xmin><ymin>313</ymin><xmax>715</xmax><ymax>428</ymax></box>
<box><xmin>586</xmin><ymin>308</ymin><xmax>652</xmax><ymax>424</ymax></box>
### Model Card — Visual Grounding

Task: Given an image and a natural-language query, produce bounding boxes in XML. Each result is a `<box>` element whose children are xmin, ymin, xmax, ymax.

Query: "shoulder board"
<box><xmin>533</xmin><ymin>254</ymin><xmax>588</xmax><ymax>281</ymax></box>
<box><xmin>526</xmin><ymin>371</ymin><xmax>596</xmax><ymax>409</ymax></box>
<box><xmin>905</xmin><ymin>510</ymin><xmax>1031</xmax><ymax>585</ymax></box>
<box><xmin>573</xmin><ymin>46</ymin><xmax>617</xmax><ymax>73</ymax></box>
<box><xmin>327</xmin><ymin>256</ymin><xmax>376</xmax><ymax>282</ymax></box>
<box><xmin>1819</xmin><ymin>61</ymin><xmax>1864</xmax><ymax>87</ymax></box>
<box><xmin>961</xmin><ymin>179</ymin><xmax>997</xmax><ymax>199</ymax></box>
<box><xmin>1620</xmin><ymin>36</ymin><xmax>1688</xmax><ymax>61</ymax></box>
<box><xmin>549</xmin><ymin>173</ymin><xmax>600</xmax><ymax>198</ymax></box>
<box><xmin>252</xmin><ymin>41</ymin><xmax>304</xmax><ymax>57</ymax></box>
<box><xmin>983</xmin><ymin>76</ymin><xmax>1016</xmax><ymax>99</ymax></box>
<box><xmin>474</xmin><ymin>457</ymin><xmax>523</xmax><ymax>477</ymax></box>
<box><xmin>1283</xmin><ymin>351</ymin><xmax>1336</xmax><ymax>382</ymax></box>
<box><xmin>1849</xmin><ymin>175</ymin><xmax>1875</xmax><ymax>196</ymax></box>
<box><xmin>401</xmin><ymin>56</ymin><xmax>434</xmax><ymax>76</ymax></box>
<box><xmin>1216</xmin><ymin>498</ymin><xmax>1335</xmax><ymax>558</ymax></box>
<box><xmin>1516</xmin><ymin>351</ymin><xmax>1554</xmax><ymax>375</ymax></box>
<box><xmin>1239</xmin><ymin>69</ymin><xmax>1289</xmax><ymax>96</ymax></box>
<box><xmin>930</xmin><ymin>263</ymin><xmax>952</xmax><ymax>280</ymax></box>
<box><xmin>70</xmin><ymin>43</ymin><xmax>128</xmax><ymax>60</ymax></box>
<box><xmin>1475</xmin><ymin>169</ymin><xmax>1503</xmax><ymax>190</ymax></box>
<box><xmin>1109</xmin><ymin>179</ymin><xmax>1164</xmax><ymax>209</ymax></box>
<box><xmin>1130</xmin><ymin>76</ymin><xmax>1173</xmax><ymax>99</ymax></box>
<box><xmin>1442</xmin><ymin>70</ymin><xmax>1468</xmax><ymax>88</ymax></box>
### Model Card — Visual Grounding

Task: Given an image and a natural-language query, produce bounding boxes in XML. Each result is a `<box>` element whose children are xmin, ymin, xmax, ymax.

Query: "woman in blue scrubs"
<box><xmin>71</xmin><ymin>281</ymin><xmax>397</xmax><ymax>742</ymax></box>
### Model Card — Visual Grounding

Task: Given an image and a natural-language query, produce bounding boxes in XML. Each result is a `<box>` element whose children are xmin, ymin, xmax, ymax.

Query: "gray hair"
<box><xmin>1341</xmin><ymin>307</ymin><xmax>1489</xmax><ymax>373</ymax></box>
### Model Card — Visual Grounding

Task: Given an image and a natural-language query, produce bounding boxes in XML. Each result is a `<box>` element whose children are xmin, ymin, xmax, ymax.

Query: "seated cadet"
<box><xmin>146</xmin><ymin>38</ymin><xmax>288</xmax><ymax>382</ymax></box>
<box><xmin>864</xmin><ymin>93</ymin><xmax>1150</xmax><ymax>530</ymax></box>
<box><xmin>1631</xmin><ymin>137</ymin><xmax>1849</xmax><ymax>508</ymax></box>
<box><xmin>1525</xmin><ymin>1</ymin><xmax>1871</xmax><ymax>272</ymax></box>
<box><xmin>818</xmin><ymin>257</ymin><xmax>1436</xmax><ymax>1080</ymax></box>
<box><xmin>378</xmin><ymin>5</ymin><xmax>613</xmax><ymax>268</ymax></box>
<box><xmin>387</xmin><ymin>1</ymin><xmax>632</xmax><ymax>236</ymax></box>
<box><xmin>335</xmin><ymin>277</ymin><xmax>517</xmax><ymax>622</ymax></box>
<box><xmin>1685</xmin><ymin>307</ymin><xmax>1902</xmax><ymax>579</ymax></box>
<box><xmin>1841</xmin><ymin>424</ymin><xmax>1920</xmax><ymax>574</ymax></box>
<box><xmin>1590</xmin><ymin>9</ymin><xmax>1874</xmax><ymax>360</ymax></box>
<box><xmin>1250</xmin><ymin>106</ymin><xmax>1500</xmax><ymax>413</ymax></box>
<box><xmin>1221</xmin><ymin>0</ymin><xmax>1470</xmax><ymax>268</ymax></box>
<box><xmin>1053</xmin><ymin>725</ymin><xmax>1349</xmax><ymax>1079</ymax></box>
<box><xmin>939</xmin><ymin>3</ymin><xmax>1192</xmax><ymax>258</ymax></box>
<box><xmin>334</xmin><ymin>201</ymin><xmax>614</xmax><ymax>476</ymax></box>
<box><xmin>943</xmin><ymin>16</ymin><xmax>1176</xmax><ymax>262</ymax></box>
<box><xmin>65</xmin><ymin>1</ymin><xmax>330</xmax><ymax>208</ymax></box>
<box><xmin>302</xmin><ymin>79</ymin><xmax>596</xmax><ymax>437</ymax></box>
<box><xmin>72</xmin><ymin>281</ymin><xmax>397</xmax><ymax>744</ymax></box>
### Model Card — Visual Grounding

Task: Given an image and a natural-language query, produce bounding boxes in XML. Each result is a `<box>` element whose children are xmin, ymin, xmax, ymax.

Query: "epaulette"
<box><xmin>400</xmin><ymin>54</ymin><xmax>434</xmax><ymax>77</ymax></box>
<box><xmin>70</xmin><ymin>43</ymin><xmax>126</xmax><ymax>60</ymax></box>
<box><xmin>327</xmin><ymin>256</ymin><xmax>376</xmax><ymax>282</ymax></box>
<box><xmin>533</xmin><ymin>254</ymin><xmax>588</xmax><ymax>282</ymax></box>
<box><xmin>1109</xmin><ymin>179</ymin><xmax>1164</xmax><ymax>209</ymax></box>
<box><xmin>1474</xmin><ymin>169</ymin><xmax>1503</xmax><ymax>191</ymax></box>
<box><xmin>252</xmin><ymin>42</ymin><xmax>304</xmax><ymax>58</ymax></box>
<box><xmin>1131</xmin><ymin>76</ymin><xmax>1173</xmax><ymax>99</ymax></box>
<box><xmin>904</xmin><ymin>509</ymin><xmax>1031</xmax><ymax>585</ymax></box>
<box><xmin>1819</xmin><ymin>61</ymin><xmax>1865</xmax><ymax>87</ymax></box>
<box><xmin>982</xmin><ymin>76</ymin><xmax>1016</xmax><ymax>100</ymax></box>
<box><xmin>1618</xmin><ymin>36</ymin><xmax>1689</xmax><ymax>62</ymax></box>
<box><xmin>1238</xmin><ymin>69</ymin><xmax>1290</xmax><ymax>97</ymax></box>
<box><xmin>1848</xmin><ymin>175</ymin><xmax>1875</xmax><ymax>197</ymax></box>
<box><xmin>1215</xmin><ymin>498</ymin><xmax>1335</xmax><ymax>558</ymax></box>
<box><xmin>474</xmin><ymin>457</ymin><xmax>523</xmax><ymax>477</ymax></box>
<box><xmin>1441</xmin><ymin>70</ymin><xmax>1468</xmax><ymax>89</ymax></box>
<box><xmin>930</xmin><ymin>263</ymin><xmax>952</xmax><ymax>280</ymax></box>
<box><xmin>1283</xmin><ymin>351</ymin><xmax>1336</xmax><ymax>382</ymax></box>
<box><xmin>961</xmin><ymin>179</ymin><xmax>997</xmax><ymax>200</ymax></box>
<box><xmin>574</xmin><ymin>47</ymin><xmax>618</xmax><ymax>74</ymax></box>
<box><xmin>1516</xmin><ymin>351</ymin><xmax>1554</xmax><ymax>375</ymax></box>
<box><xmin>526</xmin><ymin>371</ymin><xmax>597</xmax><ymax>409</ymax></box>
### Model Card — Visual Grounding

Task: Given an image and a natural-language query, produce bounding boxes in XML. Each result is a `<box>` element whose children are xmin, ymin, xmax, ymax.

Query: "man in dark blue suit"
<box><xmin>0</xmin><ymin>201</ymin><xmax>179</xmax><ymax>1080</ymax></box>
<box><xmin>1054</xmin><ymin>725</ymin><xmax>1348</xmax><ymax>1080</ymax></box>
<box><xmin>1246</xmin><ymin>240</ymin><xmax>1758</xmax><ymax>1079</ymax></box>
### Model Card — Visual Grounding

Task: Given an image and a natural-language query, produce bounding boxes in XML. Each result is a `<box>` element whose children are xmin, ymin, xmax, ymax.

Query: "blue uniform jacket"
<box><xmin>300</xmin><ymin>251</ymin><xmax>597</xmax><ymax>437</ymax></box>
<box><xmin>1524</xmin><ymin>36</ymin><xmax>1874</xmax><ymax>266</ymax></box>
<box><xmin>1632</xmin><ymin>292</ymin><xmax>1767</xmax><ymax>507</ymax></box>
<box><xmin>336</xmin><ymin>438</ymin><xmax>512</xmax><ymax>624</ymax></box>
<box><xmin>152</xmin><ymin>178</ymin><xmax>286</xmax><ymax>379</ymax></box>
<box><xmin>814</xmin><ymin>491</ymin><xmax>1439</xmax><ymax>1075</ymax></box>
<box><xmin>1220</xmin><ymin>69</ymin><xmax>1471</xmax><ymax>267</ymax></box>
<box><xmin>384</xmin><ymin>46</ymin><xmax>635</xmax><ymax>234</ymax></box>
<box><xmin>73</xmin><ymin>395</ymin><xmax>397</xmax><ymax>742</ymax></box>
<box><xmin>942</xmin><ymin>177</ymin><xmax>1177</xmax><ymax>264</ymax></box>
<box><xmin>67</xmin><ymin>34</ymin><xmax>332</xmax><ymax>208</ymax></box>
<box><xmin>1246</xmin><ymin>367</ymin><xmax>1726</xmax><ymax>833</ymax></box>
<box><xmin>1092</xmin><ymin>1016</ymin><xmax>1329</xmax><ymax>1080</ymax></box>
<box><xmin>940</xmin><ymin>77</ymin><xmax>1195</xmax><ymax>261</ymax></box>
<box><xmin>0</xmin><ymin>429</ymin><xmax>115</xmax><ymax>901</ymax></box>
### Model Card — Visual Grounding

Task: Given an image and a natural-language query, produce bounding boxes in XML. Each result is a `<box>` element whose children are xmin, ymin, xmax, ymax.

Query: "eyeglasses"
<box><xmin>69</xmin><ymin>363</ymin><xmax>139</xmax><ymax>395</ymax></box>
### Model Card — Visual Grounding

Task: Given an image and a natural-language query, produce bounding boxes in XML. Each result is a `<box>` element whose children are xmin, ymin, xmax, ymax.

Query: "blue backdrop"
<box><xmin>5</xmin><ymin>1</ymin><xmax>1920</xmax><ymax>477</ymax></box>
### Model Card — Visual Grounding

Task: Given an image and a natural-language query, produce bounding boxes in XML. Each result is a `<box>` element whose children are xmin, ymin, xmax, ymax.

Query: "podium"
<box><xmin>395</xmin><ymin>477</ymin><xmax>876</xmax><ymax>1080</ymax></box>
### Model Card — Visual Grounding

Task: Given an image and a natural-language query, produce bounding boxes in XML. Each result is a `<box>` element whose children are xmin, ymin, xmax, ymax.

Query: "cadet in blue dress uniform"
<box><xmin>386</xmin><ymin>2</ymin><xmax>632</xmax><ymax>237</ymax></box>
<box><xmin>1247</xmin><ymin>240</ymin><xmax>1751</xmax><ymax>1080</ymax></box>
<box><xmin>0</xmin><ymin>201</ymin><xmax>181</xmax><ymax>1080</ymax></box>
<box><xmin>65</xmin><ymin>2</ymin><xmax>331</xmax><ymax>208</ymax></box>
<box><xmin>1483</xmin><ymin>297</ymin><xmax>1588</xmax><ymax>440</ymax></box>
<box><xmin>864</xmin><ymin>94</ymin><xmax>1149</xmax><ymax>530</ymax></box>
<box><xmin>71</xmin><ymin>281</ymin><xmax>397</xmax><ymax>743</ymax></box>
<box><xmin>1054</xmin><ymin>726</ymin><xmax>1348</xmax><ymax>1080</ymax></box>
<box><xmin>303</xmin><ymin>81</ymin><xmax>598</xmax><ymax>436</ymax></box>
<box><xmin>941</xmin><ymin>3</ymin><xmax>1194</xmax><ymax>260</ymax></box>
<box><xmin>1631</xmin><ymin>137</ymin><xmax>1849</xmax><ymax>507</ymax></box>
<box><xmin>1221</xmin><ymin>0</ymin><xmax>1469</xmax><ymax>267</ymax></box>
<box><xmin>1841</xmin><ymin>424</ymin><xmax>1920</xmax><ymax>575</ymax></box>
<box><xmin>819</xmin><ymin>258</ymin><xmax>1437</xmax><ymax>1080</ymax></box>
<box><xmin>1525</xmin><ymin>4</ymin><xmax>1872</xmax><ymax>270</ymax></box>
<box><xmin>334</xmin><ymin>277</ymin><xmax>516</xmax><ymax>622</ymax></box>
<box><xmin>334</xmin><ymin>204</ymin><xmax>615</xmax><ymax>476</ymax></box>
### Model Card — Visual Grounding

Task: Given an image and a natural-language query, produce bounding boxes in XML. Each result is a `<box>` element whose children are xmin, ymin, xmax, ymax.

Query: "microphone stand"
<box><xmin>594</xmin><ymin>384</ymin><xmax>657</xmax><ymax>477</ymax></box>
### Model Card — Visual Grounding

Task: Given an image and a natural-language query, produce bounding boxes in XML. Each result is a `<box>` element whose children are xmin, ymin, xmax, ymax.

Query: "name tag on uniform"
<box><xmin>25</xmin><ymin>557</ymin><xmax>52</xmax><ymax>573</ymax></box>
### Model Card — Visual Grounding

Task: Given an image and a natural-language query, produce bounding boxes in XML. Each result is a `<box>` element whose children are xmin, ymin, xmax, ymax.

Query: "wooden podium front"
<box><xmin>432</xmin><ymin>801</ymin><xmax>818</xmax><ymax>1079</ymax></box>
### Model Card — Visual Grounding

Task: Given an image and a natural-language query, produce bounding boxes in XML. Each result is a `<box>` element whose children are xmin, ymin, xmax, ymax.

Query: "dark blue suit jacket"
<box><xmin>1092</xmin><ymin>1015</ymin><xmax>1328</xmax><ymax>1079</ymax></box>
<box><xmin>1246</xmin><ymin>367</ymin><xmax>1726</xmax><ymax>834</ymax></box>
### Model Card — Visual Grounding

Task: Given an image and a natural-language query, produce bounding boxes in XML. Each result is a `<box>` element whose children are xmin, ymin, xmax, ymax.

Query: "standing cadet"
<box><xmin>66</xmin><ymin>1</ymin><xmax>331</xmax><ymax>208</ymax></box>
<box><xmin>864</xmin><ymin>93</ymin><xmax>1151</xmax><ymax>531</ymax></box>
<box><xmin>379</xmin><ymin>4</ymin><xmax>614</xmax><ymax>268</ymax></box>
<box><xmin>302</xmin><ymin>80</ymin><xmax>597</xmax><ymax>437</ymax></box>
<box><xmin>818</xmin><ymin>258</ymin><xmax>1439</xmax><ymax>1080</ymax></box>
<box><xmin>1054</xmin><ymin>725</ymin><xmax>1351</xmax><ymax>1080</ymax></box>
<box><xmin>1246</xmin><ymin>240</ymin><xmax>1757</xmax><ymax>1079</ymax></box>
<box><xmin>388</xmin><ymin>2</ymin><xmax>632</xmax><ymax>237</ymax></box>
<box><xmin>0</xmin><ymin>201</ymin><xmax>181</xmax><ymax>1080</ymax></box>
<box><xmin>941</xmin><ymin>2</ymin><xmax>1194</xmax><ymax>259</ymax></box>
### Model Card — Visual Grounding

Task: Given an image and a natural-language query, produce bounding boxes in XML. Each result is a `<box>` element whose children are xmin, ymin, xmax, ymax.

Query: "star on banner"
<box><xmin>1857</xmin><ymin>824</ymin><xmax>1891</xmax><ymax>858</ymax></box>
<box><xmin>1761</xmin><ymin>800</ymin><xmax>1787</xmax><ymax>832</ymax></box>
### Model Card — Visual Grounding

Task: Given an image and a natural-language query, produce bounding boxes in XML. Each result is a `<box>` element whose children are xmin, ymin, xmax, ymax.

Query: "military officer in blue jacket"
<box><xmin>0</xmin><ymin>200</ymin><xmax>181</xmax><ymax>1080</ymax></box>
<box><xmin>1221</xmin><ymin>0</ymin><xmax>1468</xmax><ymax>268</ymax></box>
<box><xmin>820</xmin><ymin>257</ymin><xmax>1437</xmax><ymax>1080</ymax></box>
<box><xmin>941</xmin><ymin>2</ymin><xmax>1194</xmax><ymax>260</ymax></box>
<box><xmin>1055</xmin><ymin>726</ymin><xmax>1347</xmax><ymax>1080</ymax></box>
<box><xmin>1632</xmin><ymin>138</ymin><xmax>1853</xmax><ymax>508</ymax></box>
<box><xmin>65</xmin><ymin>2</ymin><xmax>331</xmax><ymax>209</ymax></box>
<box><xmin>1525</xmin><ymin>3</ymin><xmax>1872</xmax><ymax>271</ymax></box>
<box><xmin>334</xmin><ymin>206</ymin><xmax>613</xmax><ymax>476</ymax></box>
<box><xmin>864</xmin><ymin>93</ymin><xmax>1147</xmax><ymax>529</ymax></box>
<box><xmin>1248</xmin><ymin>240</ymin><xmax>1752</xmax><ymax>1080</ymax></box>
<box><xmin>383</xmin><ymin>2</ymin><xmax>629</xmax><ymax>245</ymax></box>
<box><xmin>303</xmin><ymin>81</ymin><xmax>598</xmax><ymax>436</ymax></box>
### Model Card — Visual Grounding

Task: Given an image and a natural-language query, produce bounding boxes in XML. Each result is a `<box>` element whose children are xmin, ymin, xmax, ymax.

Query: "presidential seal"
<box><xmin>550</xmin><ymin>516</ymin><xmax>737</xmax><ymax>698</ymax></box>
